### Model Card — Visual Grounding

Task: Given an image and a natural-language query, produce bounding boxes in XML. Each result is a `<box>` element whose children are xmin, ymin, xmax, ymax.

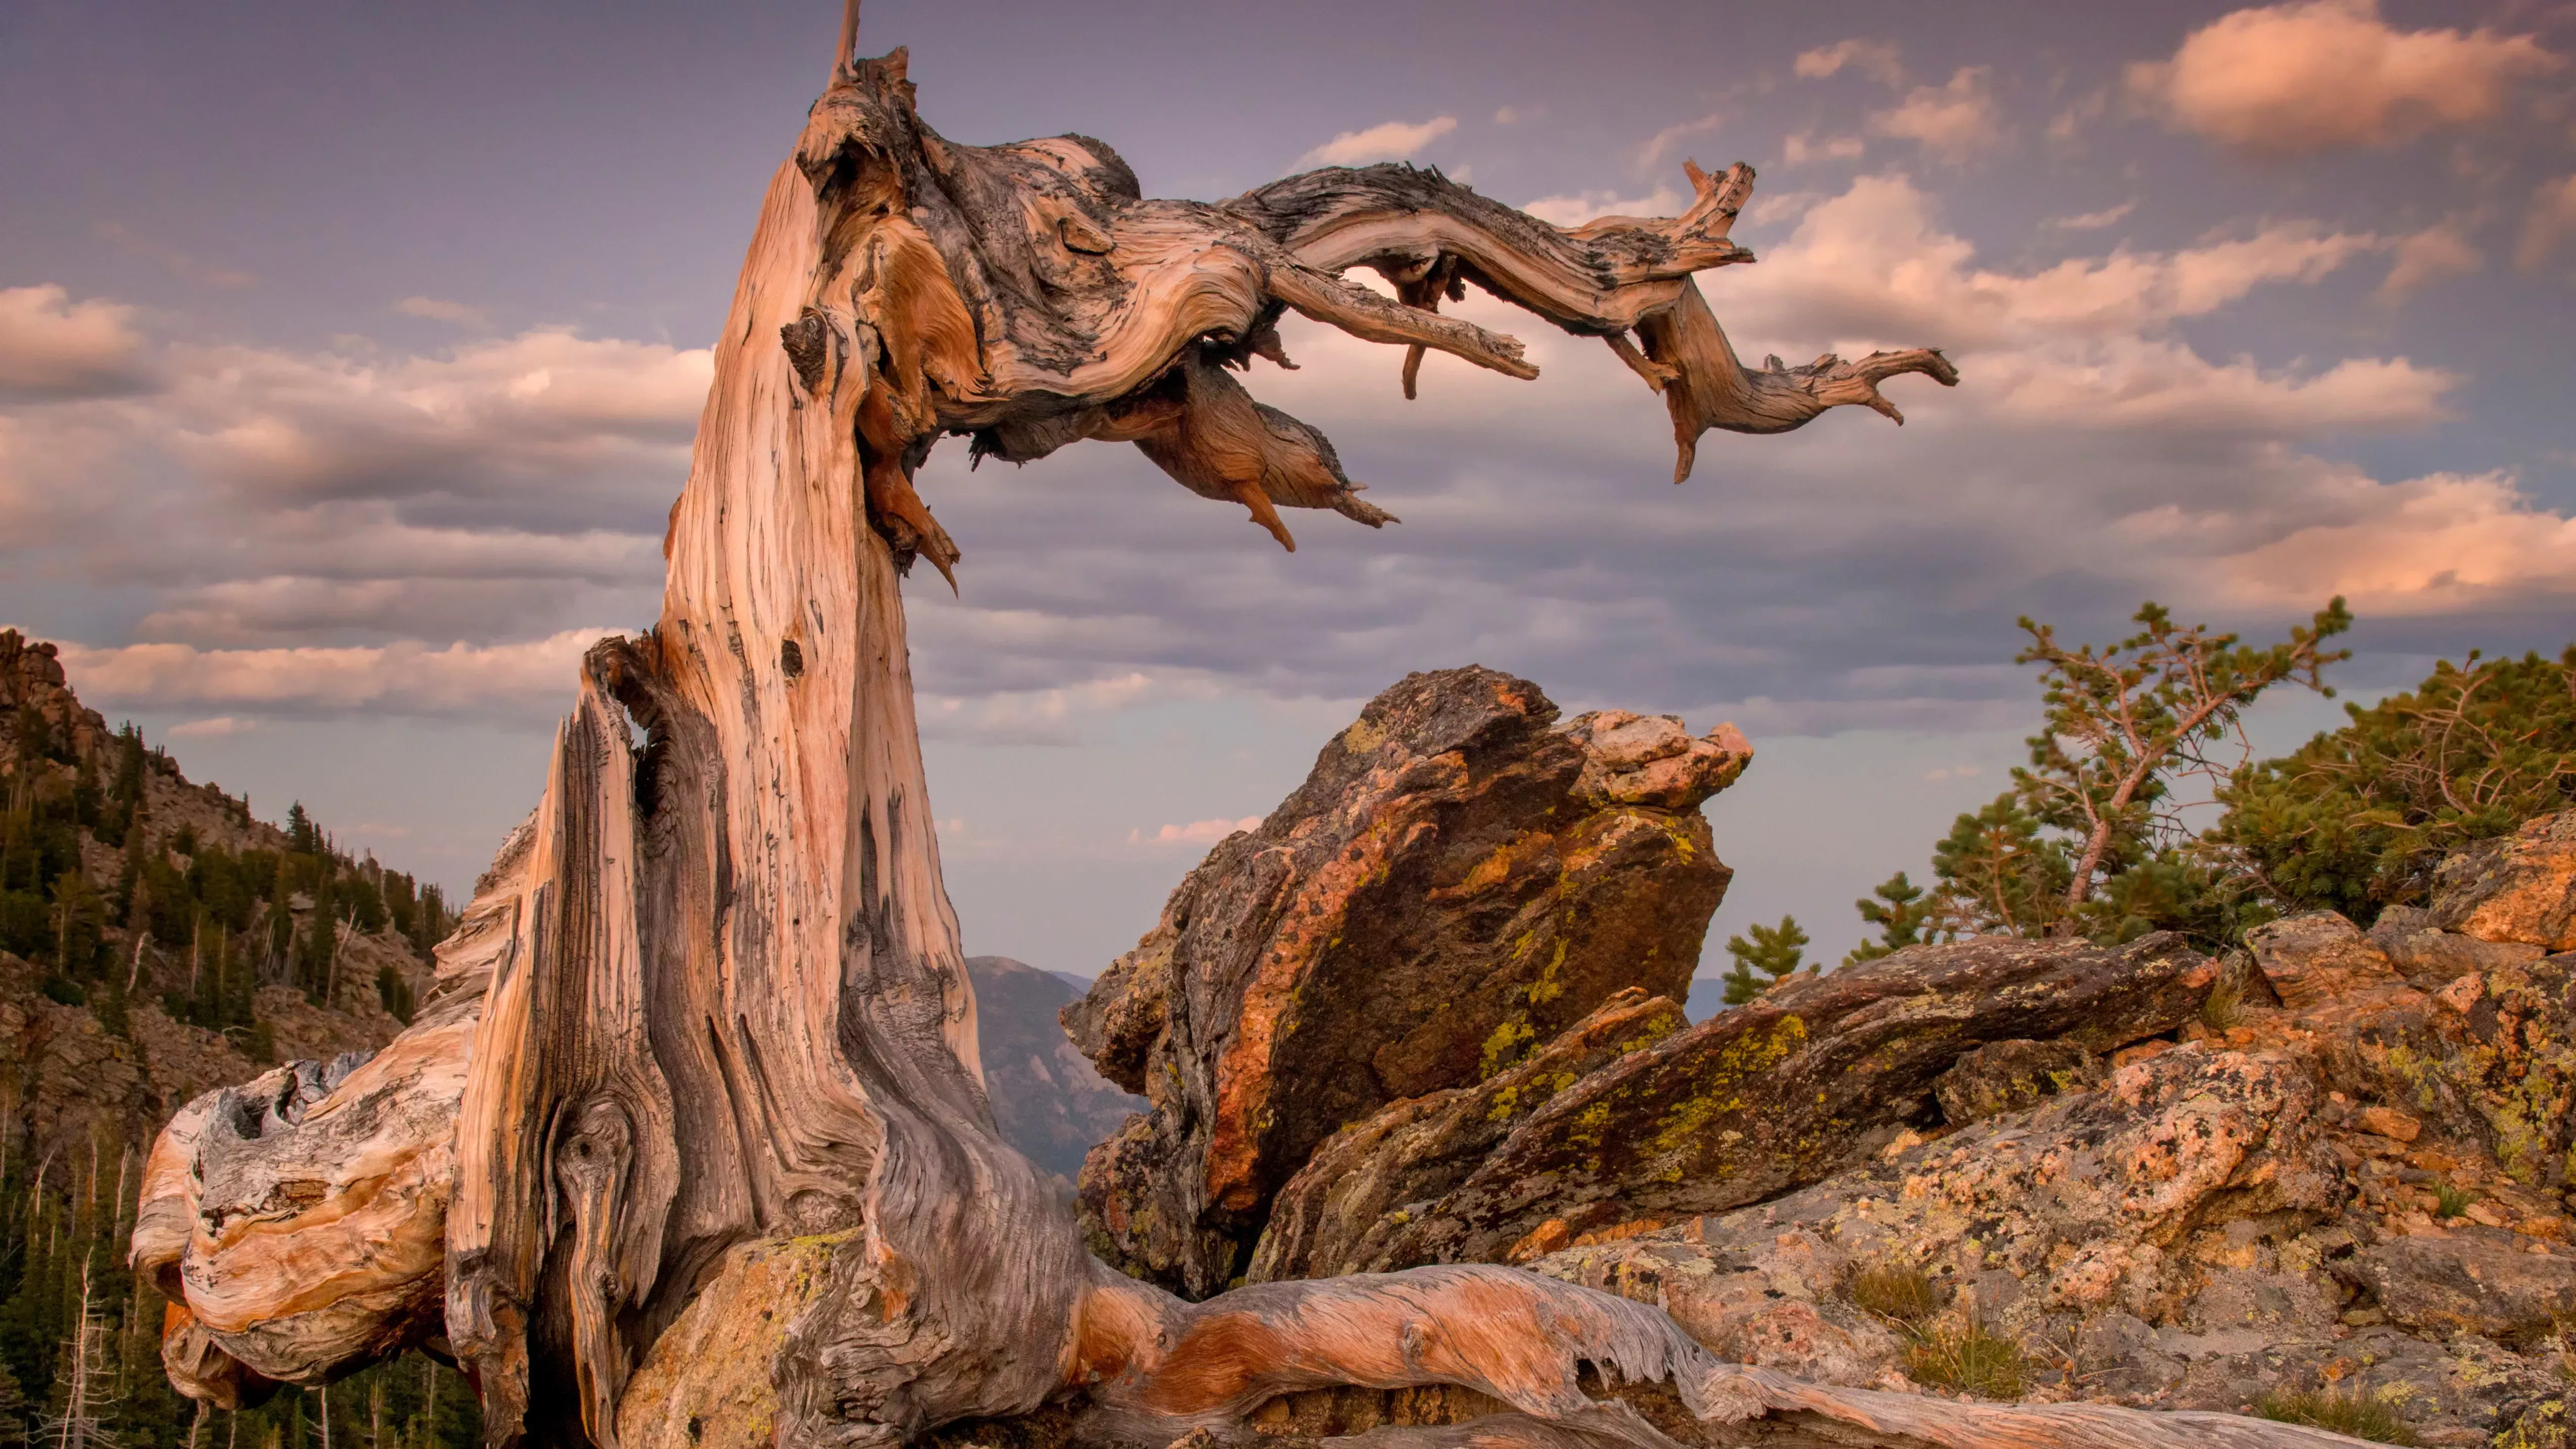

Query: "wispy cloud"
<box><xmin>1793</xmin><ymin>38</ymin><xmax>1905</xmax><ymax>87</ymax></box>
<box><xmin>2048</xmin><ymin>201</ymin><xmax>2136</xmax><ymax>231</ymax></box>
<box><xmin>1127</xmin><ymin>816</ymin><xmax>1263</xmax><ymax>846</ymax></box>
<box><xmin>1299</xmin><ymin>116</ymin><xmax>1457</xmax><ymax>167</ymax></box>
<box><xmin>1871</xmin><ymin>67</ymin><xmax>2004</xmax><ymax>162</ymax></box>
<box><xmin>96</xmin><ymin>221</ymin><xmax>256</xmax><ymax>290</ymax></box>
<box><xmin>393</xmin><ymin>296</ymin><xmax>490</xmax><ymax>328</ymax></box>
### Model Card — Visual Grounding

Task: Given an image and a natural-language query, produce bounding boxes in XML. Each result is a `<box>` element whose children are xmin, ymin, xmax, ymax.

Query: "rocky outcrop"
<box><xmin>2433</xmin><ymin>809</ymin><xmax>2576</xmax><ymax>953</ymax></box>
<box><xmin>964</xmin><ymin>956</ymin><xmax>1142</xmax><ymax>1179</ymax></box>
<box><xmin>1067</xmin><ymin>667</ymin><xmax>1749</xmax><ymax>1296</ymax></box>
<box><xmin>2368</xmin><ymin>904</ymin><xmax>2545</xmax><ymax>986</ymax></box>
<box><xmin>2247</xmin><ymin>911</ymin><xmax>2403</xmax><ymax>1011</ymax></box>
<box><xmin>1249</xmin><ymin>988</ymin><xmax>1688</xmax><ymax>1282</ymax></box>
<box><xmin>0</xmin><ymin>628</ymin><xmax>111</xmax><ymax>764</ymax></box>
<box><xmin>1248</xmin><ymin>932</ymin><xmax>2218</xmax><ymax>1281</ymax></box>
<box><xmin>1532</xmin><ymin>1041</ymin><xmax>2343</xmax><ymax>1385</ymax></box>
<box><xmin>1492</xmin><ymin>902</ymin><xmax>2576</xmax><ymax>1443</ymax></box>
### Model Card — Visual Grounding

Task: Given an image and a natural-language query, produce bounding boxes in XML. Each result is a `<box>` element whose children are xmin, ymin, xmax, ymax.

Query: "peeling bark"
<box><xmin>129</xmin><ymin>30</ymin><xmax>2351</xmax><ymax>1449</ymax></box>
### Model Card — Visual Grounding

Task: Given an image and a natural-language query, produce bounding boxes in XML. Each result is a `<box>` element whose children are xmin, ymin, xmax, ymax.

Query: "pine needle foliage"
<box><xmin>1721</xmin><ymin>915</ymin><xmax>1808</xmax><ymax>1005</ymax></box>
<box><xmin>2212</xmin><ymin>646</ymin><xmax>2576</xmax><ymax>924</ymax></box>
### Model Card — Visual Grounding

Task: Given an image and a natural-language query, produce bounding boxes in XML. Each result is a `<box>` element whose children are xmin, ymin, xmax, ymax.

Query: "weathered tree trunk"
<box><xmin>130</xmin><ymin>20</ymin><xmax>2374</xmax><ymax>1449</ymax></box>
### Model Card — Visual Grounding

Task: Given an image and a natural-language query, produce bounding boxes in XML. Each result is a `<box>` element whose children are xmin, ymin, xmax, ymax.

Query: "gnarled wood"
<box><xmin>131</xmin><ymin>25</ymin><xmax>2351</xmax><ymax>1449</ymax></box>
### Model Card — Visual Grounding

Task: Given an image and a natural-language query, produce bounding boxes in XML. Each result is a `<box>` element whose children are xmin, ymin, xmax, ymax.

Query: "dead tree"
<box><xmin>131</xmin><ymin>14</ymin><xmax>2367</xmax><ymax>1449</ymax></box>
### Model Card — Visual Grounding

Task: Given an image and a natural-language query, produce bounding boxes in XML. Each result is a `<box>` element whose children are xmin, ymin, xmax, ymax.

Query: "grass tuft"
<box><xmin>1847</xmin><ymin>1265</ymin><xmax>1942</xmax><ymax>1323</ymax></box>
<box><xmin>2253</xmin><ymin>1387</ymin><xmax>2419</xmax><ymax>1445</ymax></box>
<box><xmin>2433</xmin><ymin>1180</ymin><xmax>2479</xmax><ymax>1220</ymax></box>
<box><xmin>1902</xmin><ymin>1316</ymin><xmax>2027</xmax><ymax>1400</ymax></box>
<box><xmin>2201</xmin><ymin>975</ymin><xmax>2245</xmax><ymax>1031</ymax></box>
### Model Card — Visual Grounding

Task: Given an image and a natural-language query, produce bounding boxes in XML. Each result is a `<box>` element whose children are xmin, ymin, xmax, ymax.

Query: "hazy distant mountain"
<box><xmin>966</xmin><ymin>955</ymin><xmax>1143</xmax><ymax>1178</ymax></box>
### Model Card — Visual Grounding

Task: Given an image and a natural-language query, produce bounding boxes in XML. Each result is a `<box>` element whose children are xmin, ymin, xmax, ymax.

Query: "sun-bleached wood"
<box><xmin>131</xmin><ymin>30</ymin><xmax>2360</xmax><ymax>1449</ymax></box>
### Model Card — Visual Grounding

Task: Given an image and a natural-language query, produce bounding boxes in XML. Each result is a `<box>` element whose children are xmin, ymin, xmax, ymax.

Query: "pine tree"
<box><xmin>1928</xmin><ymin>795</ymin><xmax>2069</xmax><ymax>938</ymax></box>
<box><xmin>2008</xmin><ymin>598</ymin><xmax>2349</xmax><ymax>920</ymax></box>
<box><xmin>1720</xmin><ymin>915</ymin><xmax>1808</xmax><ymax>1005</ymax></box>
<box><xmin>1843</xmin><ymin>871</ymin><xmax>1936</xmax><ymax>966</ymax></box>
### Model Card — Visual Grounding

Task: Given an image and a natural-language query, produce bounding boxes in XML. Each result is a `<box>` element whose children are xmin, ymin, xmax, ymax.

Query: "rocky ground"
<box><xmin>1068</xmin><ymin>668</ymin><xmax>2576</xmax><ymax>1446</ymax></box>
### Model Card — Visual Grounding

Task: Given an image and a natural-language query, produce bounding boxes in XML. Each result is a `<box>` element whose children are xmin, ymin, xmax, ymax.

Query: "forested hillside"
<box><xmin>0</xmin><ymin>629</ymin><xmax>478</xmax><ymax>1449</ymax></box>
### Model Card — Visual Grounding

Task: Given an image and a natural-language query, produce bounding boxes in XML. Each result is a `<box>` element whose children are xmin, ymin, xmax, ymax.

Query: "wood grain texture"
<box><xmin>131</xmin><ymin>39</ymin><xmax>2354</xmax><ymax>1449</ymax></box>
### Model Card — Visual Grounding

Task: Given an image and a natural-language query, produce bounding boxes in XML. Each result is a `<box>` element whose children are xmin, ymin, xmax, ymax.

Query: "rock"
<box><xmin>1248</xmin><ymin>989</ymin><xmax>1687</xmax><ymax>1282</ymax></box>
<box><xmin>2357</xmin><ymin>1106</ymin><xmax>2421</xmax><ymax>1142</ymax></box>
<box><xmin>2344</xmin><ymin>954</ymin><xmax>2576</xmax><ymax>1188</ymax></box>
<box><xmin>1066</xmin><ymin>667</ymin><xmax>1746</xmax><ymax>1296</ymax></box>
<box><xmin>2434</xmin><ymin>812</ymin><xmax>2576</xmax><ymax>953</ymax></box>
<box><xmin>1527</xmin><ymin>1043</ymin><xmax>2340</xmax><ymax>1384</ymax></box>
<box><xmin>2352</xmin><ymin>1230</ymin><xmax>2576</xmax><ymax>1342</ymax></box>
<box><xmin>1258</xmin><ymin>932</ymin><xmax>2218</xmax><ymax>1276</ymax></box>
<box><xmin>1932</xmin><ymin>1038</ymin><xmax>2104</xmax><ymax>1126</ymax></box>
<box><xmin>2369</xmin><ymin>913</ymin><xmax>2546</xmax><ymax>987</ymax></box>
<box><xmin>2247</xmin><ymin>911</ymin><xmax>2402</xmax><ymax>1011</ymax></box>
<box><xmin>965</xmin><ymin>957</ymin><xmax>1143</xmax><ymax>1180</ymax></box>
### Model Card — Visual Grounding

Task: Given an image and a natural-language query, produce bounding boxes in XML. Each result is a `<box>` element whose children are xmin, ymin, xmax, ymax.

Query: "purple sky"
<box><xmin>5</xmin><ymin>1</ymin><xmax>2572</xmax><ymax>984</ymax></box>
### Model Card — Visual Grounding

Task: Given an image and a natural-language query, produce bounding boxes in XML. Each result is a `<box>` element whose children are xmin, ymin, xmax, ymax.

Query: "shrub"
<box><xmin>2254</xmin><ymin>1387</ymin><xmax>2418</xmax><ymax>1445</ymax></box>
<box><xmin>2434</xmin><ymin>1181</ymin><xmax>2479</xmax><ymax>1221</ymax></box>
<box><xmin>2214</xmin><ymin>647</ymin><xmax>2576</xmax><ymax>924</ymax></box>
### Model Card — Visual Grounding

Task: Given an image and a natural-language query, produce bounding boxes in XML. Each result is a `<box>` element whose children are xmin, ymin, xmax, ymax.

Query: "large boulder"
<box><xmin>2433</xmin><ymin>810</ymin><xmax>2576</xmax><ymax>953</ymax></box>
<box><xmin>1249</xmin><ymin>932</ymin><xmax>2220</xmax><ymax>1279</ymax></box>
<box><xmin>1065</xmin><ymin>667</ymin><xmax>1748</xmax><ymax>1296</ymax></box>
<box><xmin>964</xmin><ymin>956</ymin><xmax>1142</xmax><ymax>1180</ymax></box>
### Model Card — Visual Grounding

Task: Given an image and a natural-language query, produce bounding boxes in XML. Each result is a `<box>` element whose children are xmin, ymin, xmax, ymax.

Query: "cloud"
<box><xmin>1871</xmin><ymin>68</ymin><xmax>2004</xmax><ymax>161</ymax></box>
<box><xmin>1299</xmin><ymin>117</ymin><xmax>1457</xmax><ymax>167</ymax></box>
<box><xmin>2377</xmin><ymin>222</ymin><xmax>2482</xmax><ymax>303</ymax></box>
<box><xmin>53</xmin><ymin>629</ymin><xmax>611</xmax><ymax>720</ymax></box>
<box><xmin>159</xmin><ymin>327</ymin><xmax>710</xmax><ymax>512</ymax></box>
<box><xmin>0</xmin><ymin>299</ymin><xmax>699</xmax><ymax>724</ymax></box>
<box><xmin>1637</xmin><ymin>114</ymin><xmax>1726</xmax><ymax>171</ymax></box>
<box><xmin>2205</xmin><ymin>471</ymin><xmax>2576</xmax><ymax>614</ymax></box>
<box><xmin>1782</xmin><ymin>133</ymin><xmax>1866</xmax><ymax>166</ymax></box>
<box><xmin>1518</xmin><ymin>187</ymin><xmax>1687</xmax><ymax>228</ymax></box>
<box><xmin>393</xmin><ymin>296</ymin><xmax>490</xmax><ymax>327</ymax></box>
<box><xmin>2515</xmin><ymin>175</ymin><xmax>2576</xmax><ymax>273</ymax></box>
<box><xmin>917</xmin><ymin>672</ymin><xmax>1168</xmax><ymax>745</ymax></box>
<box><xmin>0</xmin><ymin>286</ymin><xmax>153</xmax><ymax>399</ymax></box>
<box><xmin>1127</xmin><ymin>817</ymin><xmax>1263</xmax><ymax>846</ymax></box>
<box><xmin>165</xmin><ymin>717</ymin><xmax>259</xmax><ymax>738</ymax></box>
<box><xmin>95</xmin><ymin>222</ymin><xmax>256</xmax><ymax>290</ymax></box>
<box><xmin>2130</xmin><ymin>0</ymin><xmax>2563</xmax><ymax>158</ymax></box>
<box><xmin>1794</xmin><ymin>38</ymin><xmax>1905</xmax><ymax>87</ymax></box>
<box><xmin>2048</xmin><ymin>201</ymin><xmax>2136</xmax><ymax>231</ymax></box>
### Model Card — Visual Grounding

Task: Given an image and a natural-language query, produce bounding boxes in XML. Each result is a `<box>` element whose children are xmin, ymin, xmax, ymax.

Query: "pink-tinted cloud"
<box><xmin>2131</xmin><ymin>0</ymin><xmax>2562</xmax><ymax>157</ymax></box>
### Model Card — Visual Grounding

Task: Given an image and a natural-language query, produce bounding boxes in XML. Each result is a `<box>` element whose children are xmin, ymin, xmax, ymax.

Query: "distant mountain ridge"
<box><xmin>965</xmin><ymin>955</ymin><xmax>1143</xmax><ymax>1179</ymax></box>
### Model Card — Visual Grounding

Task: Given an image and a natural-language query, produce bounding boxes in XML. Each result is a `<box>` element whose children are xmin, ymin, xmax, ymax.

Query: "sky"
<box><xmin>4</xmin><ymin>0</ymin><xmax>2573</xmax><ymax>991</ymax></box>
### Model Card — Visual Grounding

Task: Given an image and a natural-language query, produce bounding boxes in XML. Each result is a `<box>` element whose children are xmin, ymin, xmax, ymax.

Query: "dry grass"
<box><xmin>2201</xmin><ymin>975</ymin><xmax>2245</xmax><ymax>1030</ymax></box>
<box><xmin>2434</xmin><ymin>1181</ymin><xmax>2479</xmax><ymax>1220</ymax></box>
<box><xmin>2253</xmin><ymin>1387</ymin><xmax>2419</xmax><ymax>1445</ymax></box>
<box><xmin>1903</xmin><ymin>1316</ymin><xmax>2027</xmax><ymax>1400</ymax></box>
<box><xmin>1846</xmin><ymin>1265</ymin><xmax>1942</xmax><ymax>1324</ymax></box>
